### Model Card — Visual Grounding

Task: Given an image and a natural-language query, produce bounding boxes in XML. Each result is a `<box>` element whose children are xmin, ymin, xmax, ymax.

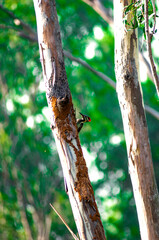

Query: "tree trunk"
<box><xmin>13</xmin><ymin>167</ymin><xmax>33</xmax><ymax>240</ymax></box>
<box><xmin>33</xmin><ymin>0</ymin><xmax>106</xmax><ymax>239</ymax></box>
<box><xmin>114</xmin><ymin>1</ymin><xmax>159</xmax><ymax>239</ymax></box>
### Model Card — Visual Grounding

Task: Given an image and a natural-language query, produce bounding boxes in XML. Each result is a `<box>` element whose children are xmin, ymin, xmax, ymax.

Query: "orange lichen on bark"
<box><xmin>50</xmin><ymin>94</ymin><xmax>93</xmax><ymax>203</ymax></box>
<box><xmin>50</xmin><ymin>93</ymin><xmax>103</xmax><ymax>230</ymax></box>
<box><xmin>50</xmin><ymin>95</ymin><xmax>72</xmax><ymax>121</ymax></box>
<box><xmin>74</xmin><ymin>154</ymin><xmax>93</xmax><ymax>201</ymax></box>
<box><xmin>50</xmin><ymin>95</ymin><xmax>77</xmax><ymax>140</ymax></box>
<box><xmin>74</xmin><ymin>143</ymin><xmax>104</xmax><ymax>231</ymax></box>
<box><xmin>89</xmin><ymin>212</ymin><xmax>101</xmax><ymax>222</ymax></box>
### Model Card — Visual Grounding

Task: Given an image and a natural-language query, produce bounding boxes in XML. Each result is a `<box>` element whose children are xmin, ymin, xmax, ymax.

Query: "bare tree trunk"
<box><xmin>33</xmin><ymin>0</ymin><xmax>106</xmax><ymax>239</ymax></box>
<box><xmin>16</xmin><ymin>187</ymin><xmax>33</xmax><ymax>240</ymax></box>
<box><xmin>114</xmin><ymin>1</ymin><xmax>159</xmax><ymax>240</ymax></box>
<box><xmin>24</xmin><ymin>180</ymin><xmax>52</xmax><ymax>240</ymax></box>
<box><xmin>12</xmin><ymin>167</ymin><xmax>33</xmax><ymax>240</ymax></box>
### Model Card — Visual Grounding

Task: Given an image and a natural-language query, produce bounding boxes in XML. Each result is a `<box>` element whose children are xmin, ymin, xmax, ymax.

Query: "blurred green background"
<box><xmin>0</xmin><ymin>0</ymin><xmax>159</xmax><ymax>239</ymax></box>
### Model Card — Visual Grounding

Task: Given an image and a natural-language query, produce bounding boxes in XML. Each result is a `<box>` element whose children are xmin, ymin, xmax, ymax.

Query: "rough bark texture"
<box><xmin>33</xmin><ymin>0</ymin><xmax>106</xmax><ymax>239</ymax></box>
<box><xmin>114</xmin><ymin>1</ymin><xmax>159</xmax><ymax>240</ymax></box>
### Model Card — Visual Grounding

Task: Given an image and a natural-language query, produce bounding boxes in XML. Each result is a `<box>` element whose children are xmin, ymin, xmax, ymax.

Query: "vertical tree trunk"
<box><xmin>114</xmin><ymin>1</ymin><xmax>159</xmax><ymax>239</ymax></box>
<box><xmin>13</xmin><ymin>167</ymin><xmax>33</xmax><ymax>240</ymax></box>
<box><xmin>33</xmin><ymin>0</ymin><xmax>106</xmax><ymax>239</ymax></box>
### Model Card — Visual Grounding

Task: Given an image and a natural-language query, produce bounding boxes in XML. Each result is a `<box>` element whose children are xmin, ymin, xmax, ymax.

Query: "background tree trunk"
<box><xmin>114</xmin><ymin>1</ymin><xmax>159</xmax><ymax>239</ymax></box>
<box><xmin>33</xmin><ymin>0</ymin><xmax>106</xmax><ymax>239</ymax></box>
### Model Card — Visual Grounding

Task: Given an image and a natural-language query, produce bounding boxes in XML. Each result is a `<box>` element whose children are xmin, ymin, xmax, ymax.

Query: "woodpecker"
<box><xmin>76</xmin><ymin>112</ymin><xmax>91</xmax><ymax>133</ymax></box>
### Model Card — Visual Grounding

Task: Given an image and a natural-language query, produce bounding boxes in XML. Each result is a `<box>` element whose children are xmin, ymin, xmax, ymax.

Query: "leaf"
<box><xmin>124</xmin><ymin>3</ymin><xmax>135</xmax><ymax>15</ymax></box>
<box><xmin>149</xmin><ymin>21</ymin><xmax>153</xmax><ymax>28</ymax></box>
<box><xmin>148</xmin><ymin>1</ymin><xmax>153</xmax><ymax>15</ymax></box>
<box><xmin>137</xmin><ymin>12</ymin><xmax>144</xmax><ymax>24</ymax></box>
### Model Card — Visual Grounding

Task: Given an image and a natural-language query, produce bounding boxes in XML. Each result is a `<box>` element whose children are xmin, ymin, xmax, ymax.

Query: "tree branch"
<box><xmin>64</xmin><ymin>50</ymin><xmax>159</xmax><ymax>120</ymax></box>
<box><xmin>0</xmin><ymin>4</ymin><xmax>37</xmax><ymax>42</ymax></box>
<box><xmin>0</xmin><ymin>4</ymin><xmax>35</xmax><ymax>35</ymax></box>
<box><xmin>0</xmin><ymin>24</ymin><xmax>37</xmax><ymax>41</ymax></box>
<box><xmin>64</xmin><ymin>50</ymin><xmax>116</xmax><ymax>88</ymax></box>
<box><xmin>50</xmin><ymin>203</ymin><xmax>79</xmax><ymax>240</ymax></box>
<box><xmin>151</xmin><ymin>0</ymin><xmax>156</xmax><ymax>34</ymax></box>
<box><xmin>82</xmin><ymin>0</ymin><xmax>113</xmax><ymax>27</ymax></box>
<box><xmin>144</xmin><ymin>105</ymin><xmax>159</xmax><ymax>120</ymax></box>
<box><xmin>144</xmin><ymin>0</ymin><xmax>159</xmax><ymax>97</ymax></box>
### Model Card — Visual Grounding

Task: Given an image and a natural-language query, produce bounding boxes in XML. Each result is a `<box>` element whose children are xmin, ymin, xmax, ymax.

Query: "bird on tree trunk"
<box><xmin>76</xmin><ymin>112</ymin><xmax>91</xmax><ymax>133</ymax></box>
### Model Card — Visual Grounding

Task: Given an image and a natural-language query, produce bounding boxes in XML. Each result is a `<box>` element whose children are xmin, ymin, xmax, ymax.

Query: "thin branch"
<box><xmin>151</xmin><ymin>0</ymin><xmax>156</xmax><ymax>34</ymax></box>
<box><xmin>0</xmin><ymin>4</ymin><xmax>36</xmax><ymax>35</ymax></box>
<box><xmin>144</xmin><ymin>0</ymin><xmax>159</xmax><ymax>97</ymax></box>
<box><xmin>64</xmin><ymin>50</ymin><xmax>116</xmax><ymax>88</ymax></box>
<box><xmin>0</xmin><ymin>24</ymin><xmax>18</xmax><ymax>30</ymax></box>
<box><xmin>82</xmin><ymin>0</ymin><xmax>113</xmax><ymax>27</ymax></box>
<box><xmin>0</xmin><ymin>24</ymin><xmax>37</xmax><ymax>41</ymax></box>
<box><xmin>50</xmin><ymin>203</ymin><xmax>79</xmax><ymax>240</ymax></box>
<box><xmin>0</xmin><ymin>3</ymin><xmax>37</xmax><ymax>42</ymax></box>
<box><xmin>145</xmin><ymin>105</ymin><xmax>159</xmax><ymax>120</ymax></box>
<box><xmin>17</xmin><ymin>31</ymin><xmax>37</xmax><ymax>41</ymax></box>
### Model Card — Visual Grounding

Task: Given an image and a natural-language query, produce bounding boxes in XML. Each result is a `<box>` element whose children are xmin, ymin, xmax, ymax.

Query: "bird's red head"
<box><xmin>79</xmin><ymin>112</ymin><xmax>91</xmax><ymax>123</ymax></box>
<box><xmin>84</xmin><ymin>115</ymin><xmax>91</xmax><ymax>123</ymax></box>
<box><xmin>88</xmin><ymin>117</ymin><xmax>91</xmax><ymax>122</ymax></box>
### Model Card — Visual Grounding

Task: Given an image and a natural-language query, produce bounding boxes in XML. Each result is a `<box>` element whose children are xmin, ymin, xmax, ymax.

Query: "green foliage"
<box><xmin>0</xmin><ymin>0</ymin><xmax>159</xmax><ymax>240</ymax></box>
<box><xmin>123</xmin><ymin>0</ymin><xmax>157</xmax><ymax>34</ymax></box>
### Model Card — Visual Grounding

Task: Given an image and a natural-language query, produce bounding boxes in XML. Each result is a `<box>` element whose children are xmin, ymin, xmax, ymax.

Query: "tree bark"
<box><xmin>33</xmin><ymin>0</ymin><xmax>106</xmax><ymax>239</ymax></box>
<box><xmin>114</xmin><ymin>1</ymin><xmax>159</xmax><ymax>240</ymax></box>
